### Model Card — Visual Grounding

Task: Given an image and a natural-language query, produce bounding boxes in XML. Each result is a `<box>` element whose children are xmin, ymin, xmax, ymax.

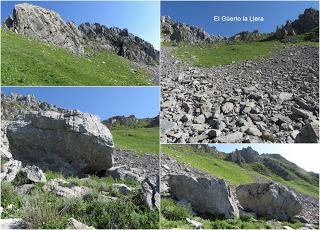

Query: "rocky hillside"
<box><xmin>103</xmin><ymin>115</ymin><xmax>159</xmax><ymax>129</ymax></box>
<box><xmin>1</xmin><ymin>93</ymin><xmax>159</xmax><ymax>228</ymax></box>
<box><xmin>274</xmin><ymin>8</ymin><xmax>319</xmax><ymax>41</ymax></box>
<box><xmin>161</xmin><ymin>16</ymin><xmax>224</xmax><ymax>44</ymax></box>
<box><xmin>226</xmin><ymin>147</ymin><xmax>319</xmax><ymax>185</ymax></box>
<box><xmin>161</xmin><ymin>43</ymin><xmax>319</xmax><ymax>143</ymax></box>
<box><xmin>4</xmin><ymin>3</ymin><xmax>159</xmax><ymax>65</ymax></box>
<box><xmin>161</xmin><ymin>145</ymin><xmax>319</xmax><ymax>228</ymax></box>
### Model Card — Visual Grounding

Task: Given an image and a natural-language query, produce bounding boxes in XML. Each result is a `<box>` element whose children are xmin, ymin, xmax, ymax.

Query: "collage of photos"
<box><xmin>0</xmin><ymin>0</ymin><xmax>319</xmax><ymax>230</ymax></box>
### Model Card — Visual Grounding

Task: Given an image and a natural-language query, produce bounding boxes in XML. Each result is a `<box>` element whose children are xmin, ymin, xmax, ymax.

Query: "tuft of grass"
<box><xmin>1</xmin><ymin>28</ymin><xmax>154</xmax><ymax>86</ymax></box>
<box><xmin>161</xmin><ymin>198</ymin><xmax>192</xmax><ymax>221</ymax></box>
<box><xmin>173</xmin><ymin>41</ymin><xmax>283</xmax><ymax>67</ymax></box>
<box><xmin>161</xmin><ymin>145</ymin><xmax>253</xmax><ymax>185</ymax></box>
<box><xmin>111</xmin><ymin>127</ymin><xmax>159</xmax><ymax>155</ymax></box>
<box><xmin>20</xmin><ymin>186</ymin><xmax>69</xmax><ymax>229</ymax></box>
<box><xmin>1</xmin><ymin>182</ymin><xmax>23</xmax><ymax>218</ymax></box>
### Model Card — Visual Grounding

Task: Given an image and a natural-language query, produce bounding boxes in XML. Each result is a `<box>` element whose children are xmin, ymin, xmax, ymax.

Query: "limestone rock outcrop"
<box><xmin>236</xmin><ymin>182</ymin><xmax>302</xmax><ymax>221</ymax></box>
<box><xmin>4</xmin><ymin>3</ymin><xmax>159</xmax><ymax>65</ymax></box>
<box><xmin>275</xmin><ymin>8</ymin><xmax>319</xmax><ymax>41</ymax></box>
<box><xmin>168</xmin><ymin>174</ymin><xmax>239</xmax><ymax>218</ymax></box>
<box><xmin>1</xmin><ymin>93</ymin><xmax>114</xmax><ymax>176</ymax></box>
<box><xmin>79</xmin><ymin>23</ymin><xmax>159</xmax><ymax>64</ymax></box>
<box><xmin>225</xmin><ymin>147</ymin><xmax>260</xmax><ymax>166</ymax></box>
<box><xmin>0</xmin><ymin>160</ymin><xmax>22</xmax><ymax>182</ymax></box>
<box><xmin>4</xmin><ymin>3</ymin><xmax>84</xmax><ymax>54</ymax></box>
<box><xmin>161</xmin><ymin>16</ymin><xmax>224</xmax><ymax>44</ymax></box>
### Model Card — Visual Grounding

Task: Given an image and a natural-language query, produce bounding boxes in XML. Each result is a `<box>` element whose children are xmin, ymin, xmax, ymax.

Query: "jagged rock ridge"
<box><xmin>4</xmin><ymin>3</ymin><xmax>159</xmax><ymax>64</ymax></box>
<box><xmin>162</xmin><ymin>8</ymin><xmax>319</xmax><ymax>43</ymax></box>
<box><xmin>161</xmin><ymin>15</ymin><xmax>224</xmax><ymax>44</ymax></box>
<box><xmin>275</xmin><ymin>8</ymin><xmax>319</xmax><ymax>40</ymax></box>
<box><xmin>80</xmin><ymin>23</ymin><xmax>159</xmax><ymax>65</ymax></box>
<box><xmin>225</xmin><ymin>147</ymin><xmax>319</xmax><ymax>185</ymax></box>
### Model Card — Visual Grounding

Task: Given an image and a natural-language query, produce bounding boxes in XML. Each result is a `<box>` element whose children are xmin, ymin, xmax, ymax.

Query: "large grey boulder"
<box><xmin>168</xmin><ymin>174</ymin><xmax>239</xmax><ymax>218</ymax></box>
<box><xmin>295</xmin><ymin>121</ymin><xmax>319</xmax><ymax>143</ymax></box>
<box><xmin>6</xmin><ymin>110</ymin><xmax>114</xmax><ymax>176</ymax></box>
<box><xmin>236</xmin><ymin>182</ymin><xmax>302</xmax><ymax>220</ymax></box>
<box><xmin>4</xmin><ymin>3</ymin><xmax>84</xmax><ymax>54</ymax></box>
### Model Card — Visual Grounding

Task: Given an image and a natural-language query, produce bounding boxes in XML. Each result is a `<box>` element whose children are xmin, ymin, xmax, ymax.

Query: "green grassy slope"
<box><xmin>161</xmin><ymin>145</ymin><xmax>319</xmax><ymax>198</ymax></box>
<box><xmin>1</xmin><ymin>29</ymin><xmax>154</xmax><ymax>86</ymax></box>
<box><xmin>111</xmin><ymin>127</ymin><xmax>159</xmax><ymax>156</ymax></box>
<box><xmin>161</xmin><ymin>145</ymin><xmax>253</xmax><ymax>185</ymax></box>
<box><xmin>173</xmin><ymin>41</ymin><xmax>283</xmax><ymax>67</ymax></box>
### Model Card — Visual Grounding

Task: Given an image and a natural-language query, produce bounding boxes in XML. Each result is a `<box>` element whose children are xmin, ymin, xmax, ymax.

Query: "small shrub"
<box><xmin>11</xmin><ymin>171</ymin><xmax>30</xmax><ymax>186</ymax></box>
<box><xmin>20</xmin><ymin>187</ymin><xmax>68</xmax><ymax>229</ymax></box>
<box><xmin>0</xmin><ymin>182</ymin><xmax>22</xmax><ymax>218</ymax></box>
<box><xmin>161</xmin><ymin>198</ymin><xmax>192</xmax><ymax>221</ymax></box>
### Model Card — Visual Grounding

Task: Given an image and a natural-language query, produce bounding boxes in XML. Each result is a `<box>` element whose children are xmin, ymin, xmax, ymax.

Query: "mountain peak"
<box><xmin>4</xmin><ymin>3</ymin><xmax>159</xmax><ymax>65</ymax></box>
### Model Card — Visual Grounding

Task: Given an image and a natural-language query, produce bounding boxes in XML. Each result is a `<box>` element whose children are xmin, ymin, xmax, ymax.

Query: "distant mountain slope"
<box><xmin>103</xmin><ymin>115</ymin><xmax>159</xmax><ymax>155</ymax></box>
<box><xmin>161</xmin><ymin>145</ymin><xmax>319</xmax><ymax>198</ymax></box>
<box><xmin>103</xmin><ymin>115</ymin><xmax>159</xmax><ymax>129</ymax></box>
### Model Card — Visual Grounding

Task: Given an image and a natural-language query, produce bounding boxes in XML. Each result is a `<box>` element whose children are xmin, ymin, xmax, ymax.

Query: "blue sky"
<box><xmin>210</xmin><ymin>144</ymin><xmax>320</xmax><ymax>173</ymax></box>
<box><xmin>1</xmin><ymin>1</ymin><xmax>160</xmax><ymax>49</ymax></box>
<box><xmin>161</xmin><ymin>1</ymin><xmax>319</xmax><ymax>37</ymax></box>
<box><xmin>1</xmin><ymin>87</ymin><xmax>160</xmax><ymax>120</ymax></box>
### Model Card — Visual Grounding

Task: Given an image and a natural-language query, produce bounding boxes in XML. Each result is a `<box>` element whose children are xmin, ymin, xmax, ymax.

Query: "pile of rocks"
<box><xmin>160</xmin><ymin>45</ymin><xmax>319</xmax><ymax>143</ymax></box>
<box><xmin>4</xmin><ymin>3</ymin><xmax>159</xmax><ymax>65</ymax></box>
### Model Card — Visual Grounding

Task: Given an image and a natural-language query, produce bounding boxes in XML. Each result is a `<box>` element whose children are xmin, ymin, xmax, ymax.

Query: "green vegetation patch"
<box><xmin>111</xmin><ymin>127</ymin><xmax>159</xmax><ymax>155</ymax></box>
<box><xmin>1</xmin><ymin>29</ymin><xmax>154</xmax><ymax>86</ymax></box>
<box><xmin>173</xmin><ymin>41</ymin><xmax>283</xmax><ymax>67</ymax></box>
<box><xmin>1</xmin><ymin>173</ymin><xmax>158</xmax><ymax>229</ymax></box>
<box><xmin>161</xmin><ymin>145</ymin><xmax>253</xmax><ymax>185</ymax></box>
